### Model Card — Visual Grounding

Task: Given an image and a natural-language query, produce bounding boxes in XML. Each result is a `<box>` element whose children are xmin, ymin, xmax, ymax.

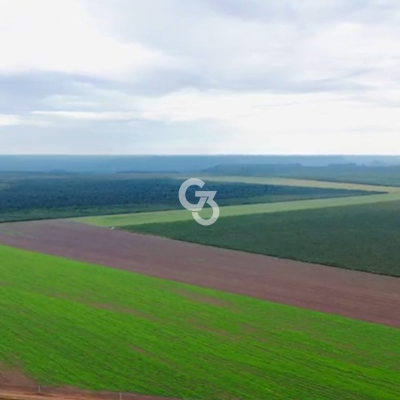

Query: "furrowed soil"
<box><xmin>0</xmin><ymin>220</ymin><xmax>400</xmax><ymax>328</ymax></box>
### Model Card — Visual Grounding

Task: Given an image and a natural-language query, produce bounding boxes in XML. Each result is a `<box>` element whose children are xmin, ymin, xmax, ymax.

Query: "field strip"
<box><xmin>1</xmin><ymin>220</ymin><xmax>400</xmax><ymax>329</ymax></box>
<box><xmin>189</xmin><ymin>175</ymin><xmax>400</xmax><ymax>193</ymax></box>
<box><xmin>75</xmin><ymin>192</ymin><xmax>400</xmax><ymax>227</ymax></box>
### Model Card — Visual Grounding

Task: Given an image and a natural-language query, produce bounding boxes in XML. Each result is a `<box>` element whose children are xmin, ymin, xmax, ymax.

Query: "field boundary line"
<box><xmin>0</xmin><ymin>384</ymin><xmax>182</xmax><ymax>400</ymax></box>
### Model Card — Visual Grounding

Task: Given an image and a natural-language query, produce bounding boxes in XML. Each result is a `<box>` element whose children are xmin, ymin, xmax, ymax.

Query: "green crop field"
<box><xmin>1</xmin><ymin>245</ymin><xmax>400</xmax><ymax>399</ymax></box>
<box><xmin>130</xmin><ymin>200</ymin><xmax>400</xmax><ymax>277</ymax></box>
<box><xmin>77</xmin><ymin>192</ymin><xmax>400</xmax><ymax>227</ymax></box>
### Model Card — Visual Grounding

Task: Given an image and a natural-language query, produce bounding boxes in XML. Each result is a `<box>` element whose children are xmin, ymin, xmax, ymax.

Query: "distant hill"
<box><xmin>1</xmin><ymin>155</ymin><xmax>400</xmax><ymax>173</ymax></box>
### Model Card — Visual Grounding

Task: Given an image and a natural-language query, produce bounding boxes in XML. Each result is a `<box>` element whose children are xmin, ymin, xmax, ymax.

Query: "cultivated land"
<box><xmin>1</xmin><ymin>243</ymin><xmax>400</xmax><ymax>400</ymax></box>
<box><xmin>77</xmin><ymin>192</ymin><xmax>400</xmax><ymax>227</ymax></box>
<box><xmin>131</xmin><ymin>200</ymin><xmax>400</xmax><ymax>277</ymax></box>
<box><xmin>1</xmin><ymin>221</ymin><xmax>400</xmax><ymax>328</ymax></box>
<box><xmin>2</xmin><ymin>172</ymin><xmax>400</xmax><ymax>400</ymax></box>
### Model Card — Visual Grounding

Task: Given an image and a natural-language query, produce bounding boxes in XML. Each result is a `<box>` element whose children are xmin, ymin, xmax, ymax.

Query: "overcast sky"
<box><xmin>0</xmin><ymin>0</ymin><xmax>399</xmax><ymax>155</ymax></box>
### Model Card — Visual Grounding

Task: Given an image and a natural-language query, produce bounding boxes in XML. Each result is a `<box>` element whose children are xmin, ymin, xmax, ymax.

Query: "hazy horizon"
<box><xmin>2</xmin><ymin>154</ymin><xmax>400</xmax><ymax>157</ymax></box>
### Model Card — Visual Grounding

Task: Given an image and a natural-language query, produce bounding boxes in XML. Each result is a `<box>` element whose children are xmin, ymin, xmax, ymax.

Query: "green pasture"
<box><xmin>1</xmin><ymin>245</ymin><xmax>400</xmax><ymax>399</ymax></box>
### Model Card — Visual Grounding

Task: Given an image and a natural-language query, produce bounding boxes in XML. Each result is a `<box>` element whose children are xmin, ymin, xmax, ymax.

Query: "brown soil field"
<box><xmin>0</xmin><ymin>220</ymin><xmax>400</xmax><ymax>328</ymax></box>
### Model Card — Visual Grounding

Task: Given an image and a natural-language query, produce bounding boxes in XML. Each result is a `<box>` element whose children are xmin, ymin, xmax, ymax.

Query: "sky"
<box><xmin>0</xmin><ymin>0</ymin><xmax>399</xmax><ymax>155</ymax></box>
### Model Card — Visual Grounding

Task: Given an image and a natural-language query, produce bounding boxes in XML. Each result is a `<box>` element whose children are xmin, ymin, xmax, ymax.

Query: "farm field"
<box><xmin>1</xmin><ymin>220</ymin><xmax>400</xmax><ymax>328</ymax></box>
<box><xmin>77</xmin><ymin>192</ymin><xmax>400</xmax><ymax>227</ymax></box>
<box><xmin>1</xmin><ymin>243</ymin><xmax>400</xmax><ymax>400</ymax></box>
<box><xmin>130</xmin><ymin>200</ymin><xmax>400</xmax><ymax>277</ymax></box>
<box><xmin>2</xmin><ymin>169</ymin><xmax>400</xmax><ymax>400</ymax></box>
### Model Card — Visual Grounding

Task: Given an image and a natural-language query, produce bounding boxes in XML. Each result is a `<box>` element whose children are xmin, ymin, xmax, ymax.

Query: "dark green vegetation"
<box><xmin>1</xmin><ymin>244</ymin><xmax>400</xmax><ymax>399</ymax></box>
<box><xmin>0</xmin><ymin>173</ymin><xmax>371</xmax><ymax>223</ymax></box>
<box><xmin>130</xmin><ymin>201</ymin><xmax>400</xmax><ymax>277</ymax></box>
<box><xmin>205</xmin><ymin>163</ymin><xmax>400</xmax><ymax>187</ymax></box>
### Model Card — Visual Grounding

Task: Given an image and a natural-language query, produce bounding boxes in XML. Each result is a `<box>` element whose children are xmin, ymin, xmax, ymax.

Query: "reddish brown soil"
<box><xmin>1</xmin><ymin>220</ymin><xmax>400</xmax><ymax>328</ymax></box>
<box><xmin>0</xmin><ymin>368</ymin><xmax>174</xmax><ymax>400</ymax></box>
<box><xmin>0</xmin><ymin>387</ymin><xmax>177</xmax><ymax>400</ymax></box>
<box><xmin>0</xmin><ymin>366</ymin><xmax>36</xmax><ymax>386</ymax></box>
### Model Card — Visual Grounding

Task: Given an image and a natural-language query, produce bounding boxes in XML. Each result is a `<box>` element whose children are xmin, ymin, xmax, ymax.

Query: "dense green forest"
<box><xmin>0</xmin><ymin>173</ymin><xmax>371</xmax><ymax>222</ymax></box>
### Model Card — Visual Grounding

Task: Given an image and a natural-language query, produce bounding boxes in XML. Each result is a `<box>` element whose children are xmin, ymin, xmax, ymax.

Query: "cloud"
<box><xmin>88</xmin><ymin>0</ymin><xmax>400</xmax><ymax>93</ymax></box>
<box><xmin>0</xmin><ymin>114</ymin><xmax>21</xmax><ymax>127</ymax></box>
<box><xmin>0</xmin><ymin>0</ymin><xmax>182</xmax><ymax>80</ymax></box>
<box><xmin>0</xmin><ymin>0</ymin><xmax>400</xmax><ymax>154</ymax></box>
<box><xmin>32</xmin><ymin>110</ymin><xmax>139</xmax><ymax>121</ymax></box>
